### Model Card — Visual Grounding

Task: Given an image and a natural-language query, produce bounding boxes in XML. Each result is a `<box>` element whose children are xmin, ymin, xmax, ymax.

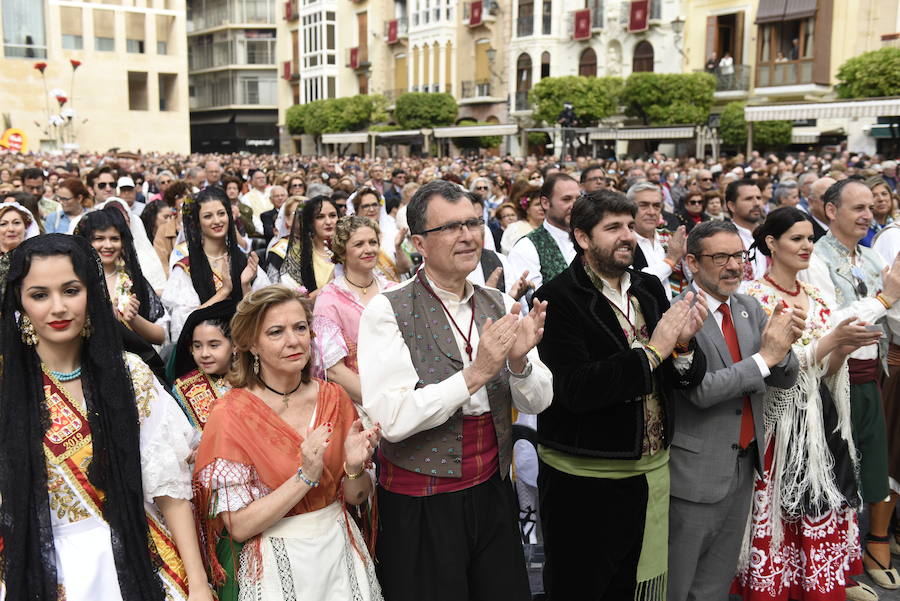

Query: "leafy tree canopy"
<box><xmin>719</xmin><ymin>101</ymin><xmax>792</xmax><ymax>148</ymax></box>
<box><xmin>393</xmin><ymin>92</ymin><xmax>458</xmax><ymax>129</ymax></box>
<box><xmin>835</xmin><ymin>47</ymin><xmax>900</xmax><ymax>99</ymax></box>
<box><xmin>284</xmin><ymin>94</ymin><xmax>387</xmax><ymax>136</ymax></box>
<box><xmin>622</xmin><ymin>72</ymin><xmax>716</xmax><ymax>125</ymax></box>
<box><xmin>529</xmin><ymin>75</ymin><xmax>623</xmax><ymax>127</ymax></box>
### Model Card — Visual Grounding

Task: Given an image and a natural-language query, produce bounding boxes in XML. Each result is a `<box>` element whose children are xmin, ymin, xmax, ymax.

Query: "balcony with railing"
<box><xmin>188</xmin><ymin>38</ymin><xmax>276</xmax><ymax>71</ymax></box>
<box><xmin>756</xmin><ymin>59</ymin><xmax>814</xmax><ymax>88</ymax></box>
<box><xmin>189</xmin><ymin>72</ymin><xmax>277</xmax><ymax>109</ymax></box>
<box><xmin>187</xmin><ymin>0</ymin><xmax>276</xmax><ymax>32</ymax></box>
<box><xmin>346</xmin><ymin>46</ymin><xmax>369</xmax><ymax>69</ymax></box>
<box><xmin>515</xmin><ymin>91</ymin><xmax>531</xmax><ymax>111</ymax></box>
<box><xmin>385</xmin><ymin>18</ymin><xmax>409</xmax><ymax>44</ymax></box>
<box><xmin>460</xmin><ymin>79</ymin><xmax>493</xmax><ymax>99</ymax></box>
<box><xmin>696</xmin><ymin>64</ymin><xmax>751</xmax><ymax>94</ymax></box>
<box><xmin>516</xmin><ymin>16</ymin><xmax>534</xmax><ymax>37</ymax></box>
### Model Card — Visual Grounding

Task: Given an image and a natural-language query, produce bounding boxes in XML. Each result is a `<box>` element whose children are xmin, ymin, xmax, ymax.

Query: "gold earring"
<box><xmin>80</xmin><ymin>316</ymin><xmax>92</xmax><ymax>339</ymax></box>
<box><xmin>252</xmin><ymin>354</ymin><xmax>260</xmax><ymax>374</ymax></box>
<box><xmin>20</xmin><ymin>315</ymin><xmax>37</xmax><ymax>346</ymax></box>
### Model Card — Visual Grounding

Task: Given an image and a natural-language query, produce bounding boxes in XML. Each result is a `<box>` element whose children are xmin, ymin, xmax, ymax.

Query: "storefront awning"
<box><xmin>755</xmin><ymin>0</ymin><xmax>817</xmax><ymax>24</ymax></box>
<box><xmin>586</xmin><ymin>126</ymin><xmax>695</xmax><ymax>140</ymax></box>
<box><xmin>791</xmin><ymin>129</ymin><xmax>821</xmax><ymax>144</ymax></box>
<box><xmin>321</xmin><ymin>132</ymin><xmax>369</xmax><ymax>144</ymax></box>
<box><xmin>374</xmin><ymin>129</ymin><xmax>425</xmax><ymax>139</ymax></box>
<box><xmin>432</xmin><ymin>124</ymin><xmax>518</xmax><ymax>138</ymax></box>
<box><xmin>745</xmin><ymin>98</ymin><xmax>900</xmax><ymax>121</ymax></box>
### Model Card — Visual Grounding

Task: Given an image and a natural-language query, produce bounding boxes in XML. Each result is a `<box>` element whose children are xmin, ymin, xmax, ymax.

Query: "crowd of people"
<box><xmin>0</xmin><ymin>146</ymin><xmax>899</xmax><ymax>601</ymax></box>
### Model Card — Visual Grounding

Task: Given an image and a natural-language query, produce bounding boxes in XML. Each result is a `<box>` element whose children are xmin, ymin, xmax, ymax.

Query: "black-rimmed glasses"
<box><xmin>416</xmin><ymin>217</ymin><xmax>485</xmax><ymax>237</ymax></box>
<box><xmin>697</xmin><ymin>251</ymin><xmax>750</xmax><ymax>266</ymax></box>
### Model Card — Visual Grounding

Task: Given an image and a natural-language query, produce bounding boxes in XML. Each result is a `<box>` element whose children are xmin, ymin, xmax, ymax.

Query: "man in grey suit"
<box><xmin>667</xmin><ymin>220</ymin><xmax>803</xmax><ymax>601</ymax></box>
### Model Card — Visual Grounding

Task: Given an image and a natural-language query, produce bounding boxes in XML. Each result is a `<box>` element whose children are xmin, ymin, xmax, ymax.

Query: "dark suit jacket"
<box><xmin>811</xmin><ymin>217</ymin><xmax>828</xmax><ymax>242</ymax></box>
<box><xmin>261</xmin><ymin>208</ymin><xmax>277</xmax><ymax>242</ymax></box>
<box><xmin>535</xmin><ymin>260</ymin><xmax>706</xmax><ymax>459</ymax></box>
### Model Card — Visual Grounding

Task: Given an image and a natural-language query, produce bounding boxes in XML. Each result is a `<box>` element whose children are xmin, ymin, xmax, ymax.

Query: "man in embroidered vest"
<box><xmin>507</xmin><ymin>172</ymin><xmax>580</xmax><ymax>298</ymax></box>
<box><xmin>802</xmin><ymin>178</ymin><xmax>900</xmax><ymax>590</ymax></box>
<box><xmin>358</xmin><ymin>179</ymin><xmax>553</xmax><ymax>601</ymax></box>
<box><xmin>669</xmin><ymin>220</ymin><xmax>802</xmax><ymax>601</ymax></box>
<box><xmin>535</xmin><ymin>189</ymin><xmax>708</xmax><ymax>601</ymax></box>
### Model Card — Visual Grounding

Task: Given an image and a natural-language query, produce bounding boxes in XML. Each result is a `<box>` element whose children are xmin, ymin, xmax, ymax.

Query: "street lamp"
<box><xmin>671</xmin><ymin>15</ymin><xmax>686</xmax><ymax>58</ymax></box>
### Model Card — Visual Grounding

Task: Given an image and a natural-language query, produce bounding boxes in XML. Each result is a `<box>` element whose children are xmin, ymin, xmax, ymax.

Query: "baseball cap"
<box><xmin>117</xmin><ymin>176</ymin><xmax>136</xmax><ymax>189</ymax></box>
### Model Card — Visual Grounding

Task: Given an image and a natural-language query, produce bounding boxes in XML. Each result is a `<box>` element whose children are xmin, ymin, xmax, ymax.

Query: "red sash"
<box><xmin>176</xmin><ymin>256</ymin><xmax>224</xmax><ymax>291</ymax></box>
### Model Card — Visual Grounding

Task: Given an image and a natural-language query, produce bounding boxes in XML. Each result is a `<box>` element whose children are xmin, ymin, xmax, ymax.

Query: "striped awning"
<box><xmin>745</xmin><ymin>98</ymin><xmax>900</xmax><ymax>122</ymax></box>
<box><xmin>432</xmin><ymin>124</ymin><xmax>518</xmax><ymax>138</ymax></box>
<box><xmin>321</xmin><ymin>132</ymin><xmax>369</xmax><ymax>144</ymax></box>
<box><xmin>590</xmin><ymin>126</ymin><xmax>696</xmax><ymax>140</ymax></box>
<box><xmin>755</xmin><ymin>0</ymin><xmax>817</xmax><ymax>24</ymax></box>
<box><xmin>791</xmin><ymin>130</ymin><xmax>821</xmax><ymax>144</ymax></box>
<box><xmin>374</xmin><ymin>129</ymin><xmax>424</xmax><ymax>138</ymax></box>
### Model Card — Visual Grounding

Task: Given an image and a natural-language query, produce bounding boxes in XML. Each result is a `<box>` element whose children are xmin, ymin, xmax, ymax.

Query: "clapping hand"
<box><xmin>120</xmin><ymin>295</ymin><xmax>140</xmax><ymax>323</ymax></box>
<box><xmin>299</xmin><ymin>423</ymin><xmax>331</xmax><ymax>483</ymax></box>
<box><xmin>508</xmin><ymin>298</ymin><xmax>548</xmax><ymax>363</ymax></box>
<box><xmin>675</xmin><ymin>292</ymin><xmax>708</xmax><ymax>347</ymax></box>
<box><xmin>240</xmin><ymin>251</ymin><xmax>259</xmax><ymax>292</ymax></box>
<box><xmin>648</xmin><ymin>295</ymin><xmax>695</xmax><ymax>358</ymax></box>
<box><xmin>344</xmin><ymin>419</ymin><xmax>381</xmax><ymax>473</ymax></box>
<box><xmin>829</xmin><ymin>317</ymin><xmax>883</xmax><ymax>357</ymax></box>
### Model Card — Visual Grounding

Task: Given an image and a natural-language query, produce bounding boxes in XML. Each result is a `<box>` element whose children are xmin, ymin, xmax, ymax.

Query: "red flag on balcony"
<box><xmin>469</xmin><ymin>1</ymin><xmax>483</xmax><ymax>26</ymax></box>
<box><xmin>629</xmin><ymin>0</ymin><xmax>649</xmax><ymax>32</ymax></box>
<box><xmin>284</xmin><ymin>1</ymin><xmax>292</xmax><ymax>20</ymax></box>
<box><xmin>349</xmin><ymin>47</ymin><xmax>359</xmax><ymax>69</ymax></box>
<box><xmin>387</xmin><ymin>19</ymin><xmax>398</xmax><ymax>44</ymax></box>
<box><xmin>282</xmin><ymin>61</ymin><xmax>291</xmax><ymax>80</ymax></box>
<box><xmin>573</xmin><ymin>9</ymin><xmax>591</xmax><ymax>40</ymax></box>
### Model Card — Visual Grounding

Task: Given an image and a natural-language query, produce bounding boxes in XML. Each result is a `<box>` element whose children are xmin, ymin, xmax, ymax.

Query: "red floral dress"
<box><xmin>733</xmin><ymin>279</ymin><xmax>862</xmax><ymax>601</ymax></box>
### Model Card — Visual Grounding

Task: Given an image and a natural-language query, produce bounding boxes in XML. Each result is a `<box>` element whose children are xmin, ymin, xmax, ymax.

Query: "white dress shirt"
<box><xmin>358</xmin><ymin>276</ymin><xmax>553</xmax><ymax>443</ymax></box>
<box><xmin>507</xmin><ymin>220</ymin><xmax>576</xmax><ymax>294</ymax></box>
<box><xmin>693</xmin><ymin>284</ymin><xmax>771</xmax><ymax>378</ymax></box>
<box><xmin>466</xmin><ymin>250</ymin><xmax>515</xmax><ymax>295</ymax></box>
<box><xmin>634</xmin><ymin>229</ymin><xmax>674</xmax><ymax>291</ymax></box>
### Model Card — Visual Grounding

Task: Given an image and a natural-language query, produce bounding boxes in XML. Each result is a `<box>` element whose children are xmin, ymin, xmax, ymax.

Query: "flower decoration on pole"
<box><xmin>32</xmin><ymin>62</ymin><xmax>84</xmax><ymax>149</ymax></box>
<box><xmin>33</xmin><ymin>62</ymin><xmax>47</xmax><ymax>73</ymax></box>
<box><xmin>69</xmin><ymin>59</ymin><xmax>81</xmax><ymax>71</ymax></box>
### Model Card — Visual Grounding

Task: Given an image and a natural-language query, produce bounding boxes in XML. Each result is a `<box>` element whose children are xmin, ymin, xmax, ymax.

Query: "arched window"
<box><xmin>632</xmin><ymin>40</ymin><xmax>654</xmax><ymax>72</ymax></box>
<box><xmin>578</xmin><ymin>47</ymin><xmax>597</xmax><ymax>77</ymax></box>
<box><xmin>516</xmin><ymin>53</ymin><xmax>532</xmax><ymax>93</ymax></box>
<box><xmin>541</xmin><ymin>51</ymin><xmax>550</xmax><ymax>79</ymax></box>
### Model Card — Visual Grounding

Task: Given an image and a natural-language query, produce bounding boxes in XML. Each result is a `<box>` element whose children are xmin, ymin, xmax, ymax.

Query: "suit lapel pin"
<box><xmin>740</xmin><ymin>310</ymin><xmax>749</xmax><ymax>318</ymax></box>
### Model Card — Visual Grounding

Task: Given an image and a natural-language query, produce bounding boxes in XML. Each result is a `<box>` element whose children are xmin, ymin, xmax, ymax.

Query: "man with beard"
<box><xmin>508</xmin><ymin>173</ymin><xmax>580</xmax><ymax>302</ymax></box>
<box><xmin>725</xmin><ymin>179</ymin><xmax>767</xmax><ymax>282</ymax></box>
<box><xmin>534</xmin><ymin>189</ymin><xmax>708</xmax><ymax>600</ymax></box>
<box><xmin>668</xmin><ymin>220</ymin><xmax>802</xmax><ymax>601</ymax></box>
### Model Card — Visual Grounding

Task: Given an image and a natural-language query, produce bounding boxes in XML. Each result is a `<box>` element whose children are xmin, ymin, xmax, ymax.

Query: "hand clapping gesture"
<box><xmin>508</xmin><ymin>298</ymin><xmax>548</xmax><ymax>363</ymax></box>
<box><xmin>344</xmin><ymin>419</ymin><xmax>381</xmax><ymax>473</ymax></box>
<box><xmin>299</xmin><ymin>423</ymin><xmax>331</xmax><ymax>483</ymax></box>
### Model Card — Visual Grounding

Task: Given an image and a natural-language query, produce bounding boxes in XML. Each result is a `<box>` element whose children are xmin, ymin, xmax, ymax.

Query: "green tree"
<box><xmin>285</xmin><ymin>94</ymin><xmax>388</xmax><ymax>136</ymax></box>
<box><xmin>285</xmin><ymin>104</ymin><xmax>308</xmax><ymax>135</ymax></box>
<box><xmin>719</xmin><ymin>101</ymin><xmax>792</xmax><ymax>148</ymax></box>
<box><xmin>622</xmin><ymin>72</ymin><xmax>716</xmax><ymax>125</ymax></box>
<box><xmin>529</xmin><ymin>75</ymin><xmax>623</xmax><ymax>127</ymax></box>
<box><xmin>393</xmin><ymin>92</ymin><xmax>458</xmax><ymax>129</ymax></box>
<box><xmin>835</xmin><ymin>47</ymin><xmax>900</xmax><ymax>99</ymax></box>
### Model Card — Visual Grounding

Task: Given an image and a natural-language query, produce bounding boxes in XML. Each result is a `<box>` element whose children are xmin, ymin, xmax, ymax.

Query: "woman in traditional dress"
<box><xmin>0</xmin><ymin>199</ymin><xmax>39</xmax><ymax>298</ymax></box>
<box><xmin>75</xmin><ymin>206</ymin><xmax>169</xmax><ymax>346</ymax></box>
<box><xmin>277</xmin><ymin>195</ymin><xmax>338</xmax><ymax>296</ymax></box>
<box><xmin>0</xmin><ymin>234</ymin><xmax>212</xmax><ymax>601</ymax></box>
<box><xmin>265</xmin><ymin>194</ymin><xmax>303</xmax><ymax>282</ymax></box>
<box><xmin>193</xmin><ymin>284</ymin><xmax>383</xmax><ymax>601</ymax></box>
<box><xmin>348</xmin><ymin>187</ymin><xmax>411</xmax><ymax>282</ymax></box>
<box><xmin>312</xmin><ymin>215</ymin><xmax>395</xmax><ymax>405</ymax></box>
<box><xmin>161</xmin><ymin>186</ymin><xmax>269</xmax><ymax>343</ymax></box>
<box><xmin>734</xmin><ymin>207</ymin><xmax>882</xmax><ymax>601</ymax></box>
<box><xmin>170</xmin><ymin>300</ymin><xmax>236</xmax><ymax>431</ymax></box>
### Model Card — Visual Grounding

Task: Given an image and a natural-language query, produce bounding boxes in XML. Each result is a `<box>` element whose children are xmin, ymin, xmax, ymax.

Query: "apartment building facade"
<box><xmin>186</xmin><ymin>0</ymin><xmax>279</xmax><ymax>153</ymax></box>
<box><xmin>683</xmin><ymin>0</ymin><xmax>900</xmax><ymax>152</ymax></box>
<box><xmin>0</xmin><ymin>0</ymin><xmax>190</xmax><ymax>153</ymax></box>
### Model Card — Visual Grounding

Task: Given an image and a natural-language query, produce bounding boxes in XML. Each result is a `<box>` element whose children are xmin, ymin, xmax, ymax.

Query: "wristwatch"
<box><xmin>507</xmin><ymin>359</ymin><xmax>533</xmax><ymax>378</ymax></box>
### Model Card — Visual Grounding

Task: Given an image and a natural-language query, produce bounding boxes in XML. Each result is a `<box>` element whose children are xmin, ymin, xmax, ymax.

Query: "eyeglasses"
<box><xmin>290</xmin><ymin>182</ymin><xmax>305</xmax><ymax>188</ymax></box>
<box><xmin>686</xmin><ymin>200</ymin><xmax>704</xmax><ymax>206</ymax></box>
<box><xmin>158</xmin><ymin>179</ymin><xmax>172</xmax><ymax>186</ymax></box>
<box><xmin>697</xmin><ymin>251</ymin><xmax>749</xmax><ymax>266</ymax></box>
<box><xmin>475</xmin><ymin>186</ymin><xmax>490</xmax><ymax>191</ymax></box>
<box><xmin>699</xmin><ymin>178</ymin><xmax>713</xmax><ymax>182</ymax></box>
<box><xmin>359</xmin><ymin>202</ymin><xmax>380</xmax><ymax>212</ymax></box>
<box><xmin>96</xmin><ymin>181</ymin><xmax>115</xmax><ymax>189</ymax></box>
<box><xmin>417</xmin><ymin>217</ymin><xmax>485</xmax><ymax>236</ymax></box>
<box><xmin>54</xmin><ymin>194</ymin><xmax>73</xmax><ymax>203</ymax></box>
<box><xmin>850</xmin><ymin>266</ymin><xmax>868</xmax><ymax>297</ymax></box>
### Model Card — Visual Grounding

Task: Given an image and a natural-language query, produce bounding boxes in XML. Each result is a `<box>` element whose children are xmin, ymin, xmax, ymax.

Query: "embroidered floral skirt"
<box><xmin>733</xmin><ymin>442</ymin><xmax>862</xmax><ymax>600</ymax></box>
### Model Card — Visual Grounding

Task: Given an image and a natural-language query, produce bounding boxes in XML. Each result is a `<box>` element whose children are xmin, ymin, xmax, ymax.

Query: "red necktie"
<box><xmin>718</xmin><ymin>303</ymin><xmax>755</xmax><ymax>449</ymax></box>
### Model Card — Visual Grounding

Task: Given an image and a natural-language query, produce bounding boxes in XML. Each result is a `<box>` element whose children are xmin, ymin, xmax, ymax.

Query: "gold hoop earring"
<box><xmin>80</xmin><ymin>316</ymin><xmax>92</xmax><ymax>339</ymax></box>
<box><xmin>20</xmin><ymin>315</ymin><xmax>37</xmax><ymax>346</ymax></box>
<box><xmin>252</xmin><ymin>354</ymin><xmax>260</xmax><ymax>374</ymax></box>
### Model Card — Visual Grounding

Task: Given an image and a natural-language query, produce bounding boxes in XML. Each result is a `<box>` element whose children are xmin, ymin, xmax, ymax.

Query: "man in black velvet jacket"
<box><xmin>535</xmin><ymin>189</ymin><xmax>708</xmax><ymax>601</ymax></box>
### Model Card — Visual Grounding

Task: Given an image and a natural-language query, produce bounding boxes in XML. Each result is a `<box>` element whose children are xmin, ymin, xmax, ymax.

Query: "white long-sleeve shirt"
<box><xmin>507</xmin><ymin>220</ymin><xmax>576</xmax><ymax>294</ymax></box>
<box><xmin>358</xmin><ymin>277</ymin><xmax>553</xmax><ymax>443</ymax></box>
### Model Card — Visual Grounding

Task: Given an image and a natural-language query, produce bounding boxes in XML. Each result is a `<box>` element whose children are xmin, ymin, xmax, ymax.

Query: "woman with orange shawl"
<box><xmin>193</xmin><ymin>285</ymin><xmax>383</xmax><ymax>601</ymax></box>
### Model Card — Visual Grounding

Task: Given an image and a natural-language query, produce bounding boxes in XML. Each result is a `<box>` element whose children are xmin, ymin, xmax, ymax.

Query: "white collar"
<box><xmin>542</xmin><ymin>220</ymin><xmax>571</xmax><ymax>245</ymax></box>
<box><xmin>633</xmin><ymin>229</ymin><xmax>659</xmax><ymax>244</ymax></box>
<box><xmin>423</xmin><ymin>270</ymin><xmax>475</xmax><ymax>304</ymax></box>
<box><xmin>692</xmin><ymin>282</ymin><xmax>733</xmax><ymax>312</ymax></box>
<box><xmin>598</xmin><ymin>270</ymin><xmax>632</xmax><ymax>297</ymax></box>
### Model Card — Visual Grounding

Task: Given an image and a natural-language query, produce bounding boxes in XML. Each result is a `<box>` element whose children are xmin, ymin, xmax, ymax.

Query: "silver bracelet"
<box><xmin>507</xmin><ymin>359</ymin><xmax>533</xmax><ymax>378</ymax></box>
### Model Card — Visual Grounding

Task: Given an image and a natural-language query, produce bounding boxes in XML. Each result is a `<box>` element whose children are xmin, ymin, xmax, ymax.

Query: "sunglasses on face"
<box><xmin>686</xmin><ymin>200</ymin><xmax>704</xmax><ymax>206</ymax></box>
<box><xmin>96</xmin><ymin>181</ymin><xmax>115</xmax><ymax>189</ymax></box>
<box><xmin>699</xmin><ymin>178</ymin><xmax>712</xmax><ymax>182</ymax></box>
<box><xmin>476</xmin><ymin>186</ymin><xmax>490</xmax><ymax>191</ymax></box>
